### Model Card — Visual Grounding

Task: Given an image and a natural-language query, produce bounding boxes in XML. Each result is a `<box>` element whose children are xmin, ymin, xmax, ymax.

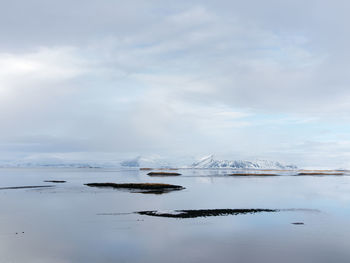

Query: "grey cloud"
<box><xmin>1</xmin><ymin>0</ymin><xmax>350</xmax><ymax>166</ymax></box>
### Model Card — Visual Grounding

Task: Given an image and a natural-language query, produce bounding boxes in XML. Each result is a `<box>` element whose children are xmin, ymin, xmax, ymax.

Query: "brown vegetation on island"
<box><xmin>84</xmin><ymin>182</ymin><xmax>185</xmax><ymax>194</ymax></box>
<box><xmin>229</xmin><ymin>173</ymin><xmax>278</xmax><ymax>176</ymax></box>
<box><xmin>147</xmin><ymin>172</ymin><xmax>182</xmax><ymax>176</ymax></box>
<box><xmin>297</xmin><ymin>172</ymin><xmax>344</xmax><ymax>176</ymax></box>
<box><xmin>137</xmin><ymin>209</ymin><xmax>278</xmax><ymax>218</ymax></box>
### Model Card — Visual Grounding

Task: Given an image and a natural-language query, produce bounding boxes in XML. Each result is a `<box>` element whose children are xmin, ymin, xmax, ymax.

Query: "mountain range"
<box><xmin>0</xmin><ymin>154</ymin><xmax>297</xmax><ymax>169</ymax></box>
<box><xmin>190</xmin><ymin>155</ymin><xmax>297</xmax><ymax>169</ymax></box>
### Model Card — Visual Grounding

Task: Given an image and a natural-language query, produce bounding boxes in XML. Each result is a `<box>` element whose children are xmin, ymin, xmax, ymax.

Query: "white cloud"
<box><xmin>0</xmin><ymin>1</ymin><xmax>350</xmax><ymax>167</ymax></box>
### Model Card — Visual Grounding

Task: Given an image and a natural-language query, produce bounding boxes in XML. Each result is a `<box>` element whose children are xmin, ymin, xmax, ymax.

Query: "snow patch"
<box><xmin>190</xmin><ymin>155</ymin><xmax>297</xmax><ymax>169</ymax></box>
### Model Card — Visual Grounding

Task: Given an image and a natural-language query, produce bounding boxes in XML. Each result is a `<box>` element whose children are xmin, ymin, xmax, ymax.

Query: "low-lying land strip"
<box><xmin>147</xmin><ymin>172</ymin><xmax>182</xmax><ymax>176</ymax></box>
<box><xmin>85</xmin><ymin>182</ymin><xmax>185</xmax><ymax>194</ymax></box>
<box><xmin>137</xmin><ymin>209</ymin><xmax>278</xmax><ymax>218</ymax></box>
<box><xmin>297</xmin><ymin>172</ymin><xmax>344</xmax><ymax>176</ymax></box>
<box><xmin>229</xmin><ymin>173</ymin><xmax>278</xmax><ymax>176</ymax></box>
<box><xmin>0</xmin><ymin>185</ymin><xmax>54</xmax><ymax>190</ymax></box>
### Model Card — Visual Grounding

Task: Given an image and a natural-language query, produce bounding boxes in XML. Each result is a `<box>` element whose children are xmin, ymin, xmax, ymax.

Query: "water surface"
<box><xmin>1</xmin><ymin>168</ymin><xmax>350</xmax><ymax>263</ymax></box>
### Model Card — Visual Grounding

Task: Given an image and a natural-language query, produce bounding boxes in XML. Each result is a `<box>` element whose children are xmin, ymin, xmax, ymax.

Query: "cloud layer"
<box><xmin>1</xmin><ymin>0</ymin><xmax>350</xmax><ymax>167</ymax></box>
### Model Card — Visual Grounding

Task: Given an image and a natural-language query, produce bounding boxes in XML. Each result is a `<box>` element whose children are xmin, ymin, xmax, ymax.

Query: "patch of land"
<box><xmin>0</xmin><ymin>185</ymin><xmax>54</xmax><ymax>190</ymax></box>
<box><xmin>297</xmin><ymin>172</ymin><xmax>344</xmax><ymax>176</ymax></box>
<box><xmin>84</xmin><ymin>183</ymin><xmax>185</xmax><ymax>194</ymax></box>
<box><xmin>137</xmin><ymin>208</ymin><xmax>278</xmax><ymax>218</ymax></box>
<box><xmin>44</xmin><ymin>180</ymin><xmax>66</xmax><ymax>183</ymax></box>
<box><xmin>229</xmin><ymin>173</ymin><xmax>278</xmax><ymax>176</ymax></box>
<box><xmin>260</xmin><ymin>169</ymin><xmax>293</xmax><ymax>172</ymax></box>
<box><xmin>147</xmin><ymin>172</ymin><xmax>181</xmax><ymax>176</ymax></box>
<box><xmin>140</xmin><ymin>168</ymin><xmax>179</xmax><ymax>171</ymax></box>
<box><xmin>299</xmin><ymin>169</ymin><xmax>343</xmax><ymax>172</ymax></box>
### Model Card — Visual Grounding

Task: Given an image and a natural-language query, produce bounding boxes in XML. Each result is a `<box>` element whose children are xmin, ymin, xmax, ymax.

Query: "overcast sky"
<box><xmin>1</xmin><ymin>0</ymin><xmax>350</xmax><ymax>168</ymax></box>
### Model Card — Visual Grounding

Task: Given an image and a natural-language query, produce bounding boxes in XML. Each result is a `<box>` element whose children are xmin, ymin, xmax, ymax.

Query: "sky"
<box><xmin>1</xmin><ymin>0</ymin><xmax>350</xmax><ymax>168</ymax></box>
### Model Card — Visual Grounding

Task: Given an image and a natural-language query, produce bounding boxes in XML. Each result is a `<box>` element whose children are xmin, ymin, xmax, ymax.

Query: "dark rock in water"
<box><xmin>84</xmin><ymin>183</ymin><xmax>185</xmax><ymax>194</ymax></box>
<box><xmin>297</xmin><ymin>172</ymin><xmax>344</xmax><ymax>176</ymax></box>
<box><xmin>292</xmin><ymin>222</ymin><xmax>305</xmax><ymax>225</ymax></box>
<box><xmin>137</xmin><ymin>209</ymin><xmax>278</xmax><ymax>218</ymax></box>
<box><xmin>229</xmin><ymin>173</ymin><xmax>278</xmax><ymax>176</ymax></box>
<box><xmin>44</xmin><ymin>180</ymin><xmax>66</xmax><ymax>183</ymax></box>
<box><xmin>0</xmin><ymin>185</ymin><xmax>54</xmax><ymax>190</ymax></box>
<box><xmin>147</xmin><ymin>172</ymin><xmax>181</xmax><ymax>176</ymax></box>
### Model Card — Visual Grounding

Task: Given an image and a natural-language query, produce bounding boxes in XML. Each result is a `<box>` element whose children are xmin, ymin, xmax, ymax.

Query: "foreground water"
<box><xmin>1</xmin><ymin>168</ymin><xmax>350</xmax><ymax>263</ymax></box>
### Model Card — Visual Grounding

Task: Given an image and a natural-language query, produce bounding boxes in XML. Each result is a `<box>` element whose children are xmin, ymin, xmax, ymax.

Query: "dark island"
<box><xmin>85</xmin><ymin>182</ymin><xmax>185</xmax><ymax>194</ymax></box>
<box><xmin>229</xmin><ymin>173</ymin><xmax>278</xmax><ymax>176</ymax></box>
<box><xmin>147</xmin><ymin>172</ymin><xmax>182</xmax><ymax>176</ymax></box>
<box><xmin>137</xmin><ymin>208</ymin><xmax>278</xmax><ymax>218</ymax></box>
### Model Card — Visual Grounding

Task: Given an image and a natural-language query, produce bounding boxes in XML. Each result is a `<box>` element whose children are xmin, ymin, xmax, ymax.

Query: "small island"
<box><xmin>147</xmin><ymin>172</ymin><xmax>182</xmax><ymax>176</ymax></box>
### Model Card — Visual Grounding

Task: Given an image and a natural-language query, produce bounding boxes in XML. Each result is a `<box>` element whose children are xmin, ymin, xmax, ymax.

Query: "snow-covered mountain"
<box><xmin>0</xmin><ymin>154</ymin><xmax>297</xmax><ymax>169</ymax></box>
<box><xmin>0</xmin><ymin>155</ymin><xmax>108</xmax><ymax>168</ymax></box>
<box><xmin>0</xmin><ymin>155</ymin><xmax>172</xmax><ymax>168</ymax></box>
<box><xmin>120</xmin><ymin>156</ymin><xmax>171</xmax><ymax>168</ymax></box>
<box><xmin>1</xmin><ymin>163</ymin><xmax>102</xmax><ymax>168</ymax></box>
<box><xmin>190</xmin><ymin>155</ymin><xmax>297</xmax><ymax>169</ymax></box>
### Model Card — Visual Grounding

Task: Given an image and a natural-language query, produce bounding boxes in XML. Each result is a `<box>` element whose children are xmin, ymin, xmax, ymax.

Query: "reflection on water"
<box><xmin>1</xmin><ymin>168</ymin><xmax>350</xmax><ymax>262</ymax></box>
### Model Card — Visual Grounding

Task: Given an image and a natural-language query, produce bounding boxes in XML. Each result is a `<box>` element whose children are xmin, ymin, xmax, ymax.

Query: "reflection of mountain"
<box><xmin>191</xmin><ymin>155</ymin><xmax>297</xmax><ymax>169</ymax></box>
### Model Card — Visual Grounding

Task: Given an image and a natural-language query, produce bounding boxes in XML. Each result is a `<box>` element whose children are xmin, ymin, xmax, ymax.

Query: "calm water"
<box><xmin>1</xmin><ymin>168</ymin><xmax>350</xmax><ymax>263</ymax></box>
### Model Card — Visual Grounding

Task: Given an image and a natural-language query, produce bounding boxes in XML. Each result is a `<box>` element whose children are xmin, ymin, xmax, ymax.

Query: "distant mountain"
<box><xmin>120</xmin><ymin>156</ymin><xmax>171</xmax><ymax>168</ymax></box>
<box><xmin>0</xmin><ymin>154</ymin><xmax>297</xmax><ymax>169</ymax></box>
<box><xmin>0</xmin><ymin>162</ymin><xmax>102</xmax><ymax>168</ymax></box>
<box><xmin>190</xmin><ymin>155</ymin><xmax>297</xmax><ymax>169</ymax></box>
<box><xmin>0</xmin><ymin>156</ymin><xmax>104</xmax><ymax>168</ymax></box>
<box><xmin>0</xmin><ymin>155</ymin><xmax>171</xmax><ymax>168</ymax></box>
